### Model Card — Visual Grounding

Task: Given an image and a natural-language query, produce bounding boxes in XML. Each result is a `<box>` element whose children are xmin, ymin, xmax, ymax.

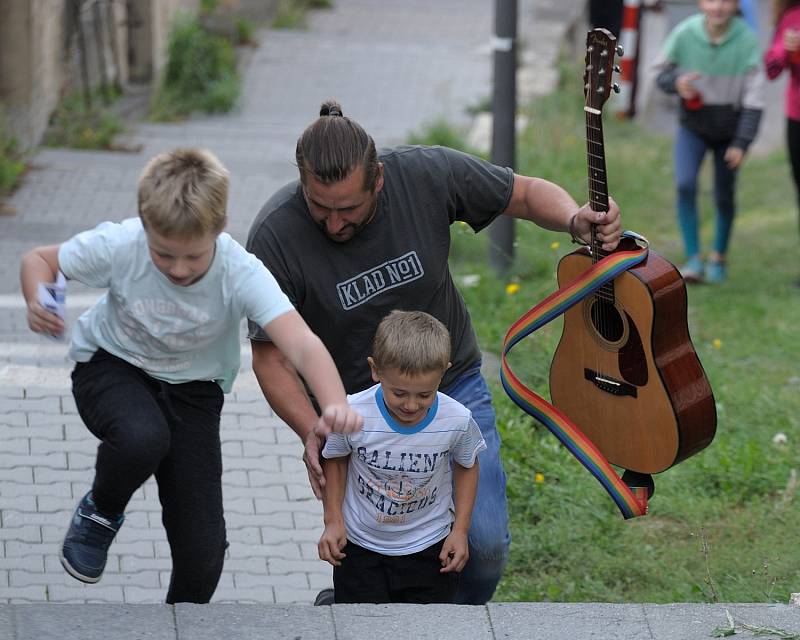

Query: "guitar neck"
<box><xmin>586</xmin><ymin>110</ymin><xmax>609</xmax><ymax>221</ymax></box>
<box><xmin>585</xmin><ymin>109</ymin><xmax>615</xmax><ymax>301</ymax></box>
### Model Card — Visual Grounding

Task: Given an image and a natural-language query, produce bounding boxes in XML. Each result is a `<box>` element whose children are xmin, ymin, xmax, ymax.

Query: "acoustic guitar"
<box><xmin>549</xmin><ymin>28</ymin><xmax>716</xmax><ymax>476</ymax></box>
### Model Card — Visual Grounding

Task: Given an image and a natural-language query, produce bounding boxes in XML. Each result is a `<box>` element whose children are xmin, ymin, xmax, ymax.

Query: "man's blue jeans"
<box><xmin>441</xmin><ymin>361</ymin><xmax>511</xmax><ymax>604</ymax></box>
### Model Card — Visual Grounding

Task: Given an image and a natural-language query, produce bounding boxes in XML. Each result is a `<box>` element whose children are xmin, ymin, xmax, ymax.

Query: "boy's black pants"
<box><xmin>333</xmin><ymin>539</ymin><xmax>459</xmax><ymax>604</ymax></box>
<box><xmin>71</xmin><ymin>349</ymin><xmax>227</xmax><ymax>604</ymax></box>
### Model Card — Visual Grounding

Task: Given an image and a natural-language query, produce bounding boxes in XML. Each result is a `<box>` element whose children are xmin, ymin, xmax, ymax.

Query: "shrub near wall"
<box><xmin>0</xmin><ymin>112</ymin><xmax>25</xmax><ymax>199</ymax></box>
<box><xmin>150</xmin><ymin>15</ymin><xmax>240</xmax><ymax>121</ymax></box>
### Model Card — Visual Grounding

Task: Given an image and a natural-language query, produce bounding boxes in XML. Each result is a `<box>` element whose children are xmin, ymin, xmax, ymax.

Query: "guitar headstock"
<box><xmin>583</xmin><ymin>28</ymin><xmax>622</xmax><ymax>113</ymax></box>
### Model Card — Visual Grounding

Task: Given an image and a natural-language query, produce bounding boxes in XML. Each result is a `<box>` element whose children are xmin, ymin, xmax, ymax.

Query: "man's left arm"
<box><xmin>502</xmin><ymin>175</ymin><xmax>622</xmax><ymax>252</ymax></box>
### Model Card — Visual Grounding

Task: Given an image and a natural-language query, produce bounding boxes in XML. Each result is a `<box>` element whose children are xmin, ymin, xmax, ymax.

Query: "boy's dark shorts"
<box><xmin>333</xmin><ymin>537</ymin><xmax>459</xmax><ymax>604</ymax></box>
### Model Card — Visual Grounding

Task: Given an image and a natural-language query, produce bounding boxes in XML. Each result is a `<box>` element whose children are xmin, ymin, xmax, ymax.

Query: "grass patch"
<box><xmin>0</xmin><ymin>112</ymin><xmax>25</xmax><ymax>198</ymax></box>
<box><xmin>43</xmin><ymin>90</ymin><xmax>124</xmax><ymax>150</ymax></box>
<box><xmin>412</xmin><ymin>61</ymin><xmax>800</xmax><ymax>603</ymax></box>
<box><xmin>407</xmin><ymin>119</ymin><xmax>485</xmax><ymax>159</ymax></box>
<box><xmin>150</xmin><ymin>15</ymin><xmax>240</xmax><ymax>121</ymax></box>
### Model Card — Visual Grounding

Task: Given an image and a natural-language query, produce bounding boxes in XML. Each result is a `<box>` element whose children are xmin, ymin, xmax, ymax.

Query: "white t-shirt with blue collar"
<box><xmin>58</xmin><ymin>217</ymin><xmax>293</xmax><ymax>392</ymax></box>
<box><xmin>322</xmin><ymin>383</ymin><xmax>486</xmax><ymax>556</ymax></box>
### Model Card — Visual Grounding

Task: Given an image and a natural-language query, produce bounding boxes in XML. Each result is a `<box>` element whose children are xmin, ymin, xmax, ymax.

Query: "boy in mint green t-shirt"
<box><xmin>20</xmin><ymin>148</ymin><xmax>362</xmax><ymax>603</ymax></box>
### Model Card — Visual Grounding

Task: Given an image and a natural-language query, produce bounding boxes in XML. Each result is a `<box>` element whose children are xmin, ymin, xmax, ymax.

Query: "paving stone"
<box><xmin>0</xmin><ymin>586</ymin><xmax>48</xmax><ymax>603</ymax></box>
<box><xmin>267</xmin><ymin>558</ymin><xmax>330</xmax><ymax>577</ymax></box>
<box><xmin>488</xmin><ymin>602</ymin><xmax>652</xmax><ymax>640</ymax></box>
<box><xmin>0</xmin><ymin>556</ymin><xmax>45</xmax><ymax>573</ymax></box>
<box><xmin>0</xmin><ymin>527</ymin><xmax>41</xmax><ymax>543</ymax></box>
<box><xmin>223</xmin><ymin>511</ymin><xmax>292</xmax><ymax>530</ymax></box>
<box><xmin>11</xmin><ymin>603</ymin><xmax>175</xmax><ymax>638</ymax></box>
<box><xmin>0</xmin><ymin>467</ymin><xmax>33</xmax><ymax>482</ymax></box>
<box><xmin>332</xmin><ymin>603</ymin><xmax>493</xmax><ymax>640</ymax></box>
<box><xmin>645</xmin><ymin>603</ymin><xmax>800</xmax><ymax>640</ymax></box>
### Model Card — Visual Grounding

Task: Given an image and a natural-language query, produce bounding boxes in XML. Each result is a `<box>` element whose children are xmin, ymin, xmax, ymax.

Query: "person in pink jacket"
<box><xmin>765</xmin><ymin>0</ymin><xmax>800</xmax><ymax>284</ymax></box>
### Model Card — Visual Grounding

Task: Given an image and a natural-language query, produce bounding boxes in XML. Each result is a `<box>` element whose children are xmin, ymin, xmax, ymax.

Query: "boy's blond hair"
<box><xmin>371</xmin><ymin>310</ymin><xmax>451</xmax><ymax>375</ymax></box>
<box><xmin>138</xmin><ymin>148</ymin><xmax>228</xmax><ymax>238</ymax></box>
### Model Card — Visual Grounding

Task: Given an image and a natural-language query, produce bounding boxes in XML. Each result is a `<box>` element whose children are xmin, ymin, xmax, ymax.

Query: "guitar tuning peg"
<box><xmin>613</xmin><ymin>65</ymin><xmax>621</xmax><ymax>74</ymax></box>
<box><xmin>616</xmin><ymin>44</ymin><xmax>624</xmax><ymax>57</ymax></box>
<box><xmin>612</xmin><ymin>83</ymin><xmax>621</xmax><ymax>94</ymax></box>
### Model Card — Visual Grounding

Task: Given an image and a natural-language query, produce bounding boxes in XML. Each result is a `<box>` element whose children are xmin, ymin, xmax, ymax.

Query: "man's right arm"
<box><xmin>251</xmin><ymin>339</ymin><xmax>328</xmax><ymax>497</ymax></box>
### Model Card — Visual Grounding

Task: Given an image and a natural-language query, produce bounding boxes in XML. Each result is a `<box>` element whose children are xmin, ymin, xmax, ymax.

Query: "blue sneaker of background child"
<box><xmin>679</xmin><ymin>255</ymin><xmax>705</xmax><ymax>283</ymax></box>
<box><xmin>705</xmin><ymin>260</ymin><xmax>727</xmax><ymax>284</ymax></box>
<box><xmin>60</xmin><ymin>492</ymin><xmax>124</xmax><ymax>583</ymax></box>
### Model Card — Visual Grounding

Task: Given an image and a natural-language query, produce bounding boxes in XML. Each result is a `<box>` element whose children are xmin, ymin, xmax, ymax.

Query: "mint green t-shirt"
<box><xmin>59</xmin><ymin>218</ymin><xmax>293</xmax><ymax>392</ymax></box>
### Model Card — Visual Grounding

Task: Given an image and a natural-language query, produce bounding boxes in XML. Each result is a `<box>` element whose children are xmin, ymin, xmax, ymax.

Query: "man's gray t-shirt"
<box><xmin>247</xmin><ymin>145</ymin><xmax>514</xmax><ymax>393</ymax></box>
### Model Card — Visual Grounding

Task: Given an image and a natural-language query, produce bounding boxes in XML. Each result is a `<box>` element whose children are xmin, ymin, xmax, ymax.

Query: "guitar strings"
<box><xmin>585</xmin><ymin>43</ymin><xmax>613</xmax><ymax>381</ymax></box>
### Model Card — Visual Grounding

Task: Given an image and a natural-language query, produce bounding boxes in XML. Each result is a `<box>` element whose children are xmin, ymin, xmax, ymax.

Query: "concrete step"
<box><xmin>1</xmin><ymin>602</ymin><xmax>797</xmax><ymax>640</ymax></box>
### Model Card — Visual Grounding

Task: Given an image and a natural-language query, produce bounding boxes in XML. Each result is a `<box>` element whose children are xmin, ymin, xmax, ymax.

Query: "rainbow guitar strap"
<box><xmin>500</xmin><ymin>231</ymin><xmax>651</xmax><ymax>519</ymax></box>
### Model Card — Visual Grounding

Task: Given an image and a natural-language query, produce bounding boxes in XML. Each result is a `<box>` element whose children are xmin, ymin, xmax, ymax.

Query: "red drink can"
<box><xmin>683</xmin><ymin>93</ymin><xmax>704</xmax><ymax>111</ymax></box>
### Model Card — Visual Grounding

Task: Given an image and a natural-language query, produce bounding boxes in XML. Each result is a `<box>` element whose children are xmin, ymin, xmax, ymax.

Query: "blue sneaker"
<box><xmin>706</xmin><ymin>260</ymin><xmax>727</xmax><ymax>284</ymax></box>
<box><xmin>60</xmin><ymin>492</ymin><xmax>124</xmax><ymax>583</ymax></box>
<box><xmin>679</xmin><ymin>255</ymin><xmax>705</xmax><ymax>283</ymax></box>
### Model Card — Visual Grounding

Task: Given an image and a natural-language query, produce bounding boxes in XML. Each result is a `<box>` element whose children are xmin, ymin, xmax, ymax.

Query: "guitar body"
<box><xmin>549</xmin><ymin>244</ymin><xmax>716</xmax><ymax>474</ymax></box>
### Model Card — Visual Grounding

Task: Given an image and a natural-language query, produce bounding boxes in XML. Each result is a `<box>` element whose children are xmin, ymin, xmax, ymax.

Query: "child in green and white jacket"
<box><xmin>655</xmin><ymin>0</ymin><xmax>764</xmax><ymax>284</ymax></box>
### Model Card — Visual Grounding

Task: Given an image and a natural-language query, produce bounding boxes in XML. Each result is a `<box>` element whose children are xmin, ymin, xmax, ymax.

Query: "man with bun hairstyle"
<box><xmin>247</xmin><ymin>99</ymin><xmax>623</xmax><ymax>604</ymax></box>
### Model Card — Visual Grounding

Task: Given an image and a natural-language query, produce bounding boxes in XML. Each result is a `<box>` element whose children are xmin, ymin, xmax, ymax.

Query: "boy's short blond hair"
<box><xmin>138</xmin><ymin>148</ymin><xmax>228</xmax><ymax>238</ymax></box>
<box><xmin>371</xmin><ymin>310</ymin><xmax>451</xmax><ymax>375</ymax></box>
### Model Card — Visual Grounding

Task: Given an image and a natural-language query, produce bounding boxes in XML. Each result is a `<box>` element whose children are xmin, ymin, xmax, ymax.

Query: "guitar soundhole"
<box><xmin>585</xmin><ymin>298</ymin><xmax>629</xmax><ymax>349</ymax></box>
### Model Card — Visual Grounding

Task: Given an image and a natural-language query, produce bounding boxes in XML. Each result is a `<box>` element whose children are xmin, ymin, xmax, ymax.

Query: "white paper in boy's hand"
<box><xmin>37</xmin><ymin>271</ymin><xmax>66</xmax><ymax>320</ymax></box>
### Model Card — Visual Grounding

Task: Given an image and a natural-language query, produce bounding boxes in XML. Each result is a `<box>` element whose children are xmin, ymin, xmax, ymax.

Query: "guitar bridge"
<box><xmin>584</xmin><ymin>368</ymin><xmax>638</xmax><ymax>398</ymax></box>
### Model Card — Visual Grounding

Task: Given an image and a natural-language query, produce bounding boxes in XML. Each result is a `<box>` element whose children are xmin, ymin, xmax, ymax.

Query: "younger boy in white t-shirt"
<box><xmin>318</xmin><ymin>310</ymin><xmax>486</xmax><ymax>603</ymax></box>
<box><xmin>20</xmin><ymin>148</ymin><xmax>362</xmax><ymax>603</ymax></box>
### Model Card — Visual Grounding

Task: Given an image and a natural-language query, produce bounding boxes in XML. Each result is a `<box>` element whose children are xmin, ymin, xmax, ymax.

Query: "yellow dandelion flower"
<box><xmin>505</xmin><ymin>283</ymin><xmax>520</xmax><ymax>295</ymax></box>
<box><xmin>550</xmin><ymin>241</ymin><xmax>560</xmax><ymax>250</ymax></box>
<box><xmin>534</xmin><ymin>472</ymin><xmax>545</xmax><ymax>484</ymax></box>
<box><xmin>712</xmin><ymin>338</ymin><xmax>722</xmax><ymax>349</ymax></box>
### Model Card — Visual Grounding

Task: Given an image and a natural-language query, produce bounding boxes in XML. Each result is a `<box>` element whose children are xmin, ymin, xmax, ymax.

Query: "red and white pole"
<box><xmin>615</xmin><ymin>0</ymin><xmax>662</xmax><ymax>118</ymax></box>
<box><xmin>616</xmin><ymin>0</ymin><xmax>642</xmax><ymax>118</ymax></box>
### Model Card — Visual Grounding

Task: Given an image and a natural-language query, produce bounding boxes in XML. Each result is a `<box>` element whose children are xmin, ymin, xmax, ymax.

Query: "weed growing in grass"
<box><xmin>150</xmin><ymin>15</ymin><xmax>240</xmax><ymax>121</ymax></box>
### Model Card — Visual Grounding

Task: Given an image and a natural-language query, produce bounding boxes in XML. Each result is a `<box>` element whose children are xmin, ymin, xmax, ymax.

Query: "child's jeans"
<box><xmin>674</xmin><ymin>125</ymin><xmax>738</xmax><ymax>257</ymax></box>
<box><xmin>71</xmin><ymin>349</ymin><xmax>227</xmax><ymax>604</ymax></box>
